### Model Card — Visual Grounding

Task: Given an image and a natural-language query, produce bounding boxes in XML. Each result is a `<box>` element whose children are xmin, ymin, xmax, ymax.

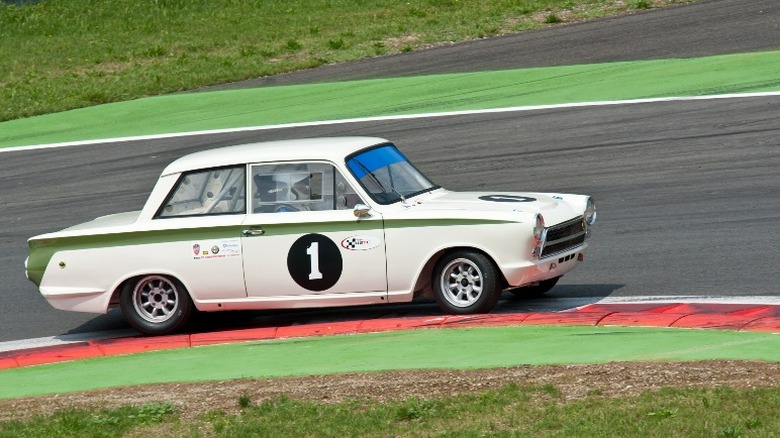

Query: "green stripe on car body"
<box><xmin>383</xmin><ymin>218</ymin><xmax>513</xmax><ymax>229</ymax></box>
<box><xmin>27</xmin><ymin>218</ymin><xmax>511</xmax><ymax>286</ymax></box>
<box><xmin>26</xmin><ymin>225</ymin><xmax>245</xmax><ymax>286</ymax></box>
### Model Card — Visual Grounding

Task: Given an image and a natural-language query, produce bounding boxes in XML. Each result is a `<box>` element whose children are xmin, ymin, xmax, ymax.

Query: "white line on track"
<box><xmin>2</xmin><ymin>91</ymin><xmax>779</xmax><ymax>154</ymax></box>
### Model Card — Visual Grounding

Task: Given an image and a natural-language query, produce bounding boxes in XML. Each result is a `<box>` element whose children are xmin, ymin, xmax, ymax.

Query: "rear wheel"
<box><xmin>120</xmin><ymin>275</ymin><xmax>193</xmax><ymax>335</ymax></box>
<box><xmin>508</xmin><ymin>276</ymin><xmax>561</xmax><ymax>298</ymax></box>
<box><xmin>433</xmin><ymin>250</ymin><xmax>500</xmax><ymax>314</ymax></box>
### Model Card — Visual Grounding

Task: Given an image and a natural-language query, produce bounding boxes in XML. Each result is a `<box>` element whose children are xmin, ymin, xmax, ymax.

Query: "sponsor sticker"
<box><xmin>192</xmin><ymin>238</ymin><xmax>241</xmax><ymax>260</ymax></box>
<box><xmin>340</xmin><ymin>235</ymin><xmax>381</xmax><ymax>251</ymax></box>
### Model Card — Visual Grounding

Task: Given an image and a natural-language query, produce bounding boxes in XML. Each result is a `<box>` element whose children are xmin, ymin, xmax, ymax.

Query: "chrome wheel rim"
<box><xmin>132</xmin><ymin>276</ymin><xmax>179</xmax><ymax>323</ymax></box>
<box><xmin>439</xmin><ymin>258</ymin><xmax>484</xmax><ymax>308</ymax></box>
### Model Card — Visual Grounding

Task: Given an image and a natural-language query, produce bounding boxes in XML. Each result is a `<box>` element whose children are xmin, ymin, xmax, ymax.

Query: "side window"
<box><xmin>334</xmin><ymin>170</ymin><xmax>363</xmax><ymax>210</ymax></box>
<box><xmin>251</xmin><ymin>163</ymin><xmax>363</xmax><ymax>213</ymax></box>
<box><xmin>157</xmin><ymin>166</ymin><xmax>246</xmax><ymax>218</ymax></box>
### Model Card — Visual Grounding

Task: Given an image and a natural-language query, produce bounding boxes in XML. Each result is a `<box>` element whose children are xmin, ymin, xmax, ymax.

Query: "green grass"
<box><xmin>0</xmin><ymin>0</ymin><xmax>700</xmax><ymax>123</ymax></box>
<box><xmin>0</xmin><ymin>402</ymin><xmax>176</xmax><ymax>438</ymax></box>
<box><xmin>3</xmin><ymin>385</ymin><xmax>780</xmax><ymax>436</ymax></box>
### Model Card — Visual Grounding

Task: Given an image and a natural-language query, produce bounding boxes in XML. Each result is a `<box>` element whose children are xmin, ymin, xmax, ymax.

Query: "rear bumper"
<box><xmin>40</xmin><ymin>287</ymin><xmax>111</xmax><ymax>314</ymax></box>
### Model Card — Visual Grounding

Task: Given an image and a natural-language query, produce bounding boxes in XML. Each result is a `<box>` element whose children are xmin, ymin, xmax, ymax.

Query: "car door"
<box><xmin>241</xmin><ymin>162</ymin><xmax>387</xmax><ymax>304</ymax></box>
<box><xmin>153</xmin><ymin>164</ymin><xmax>249</xmax><ymax>301</ymax></box>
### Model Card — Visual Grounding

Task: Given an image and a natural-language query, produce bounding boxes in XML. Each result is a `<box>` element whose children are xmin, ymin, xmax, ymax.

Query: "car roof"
<box><xmin>161</xmin><ymin>136</ymin><xmax>389</xmax><ymax>175</ymax></box>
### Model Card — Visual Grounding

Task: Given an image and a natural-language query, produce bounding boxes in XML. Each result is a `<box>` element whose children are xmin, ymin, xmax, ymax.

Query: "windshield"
<box><xmin>346</xmin><ymin>144</ymin><xmax>439</xmax><ymax>205</ymax></box>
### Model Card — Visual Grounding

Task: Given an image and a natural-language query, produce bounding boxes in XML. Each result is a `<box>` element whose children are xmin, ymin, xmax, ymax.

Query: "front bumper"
<box><xmin>502</xmin><ymin>245</ymin><xmax>587</xmax><ymax>288</ymax></box>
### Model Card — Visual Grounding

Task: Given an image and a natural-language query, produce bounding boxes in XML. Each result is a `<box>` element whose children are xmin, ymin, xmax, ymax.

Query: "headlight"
<box><xmin>584</xmin><ymin>197</ymin><xmax>597</xmax><ymax>225</ymax></box>
<box><xmin>532</xmin><ymin>214</ymin><xmax>546</xmax><ymax>258</ymax></box>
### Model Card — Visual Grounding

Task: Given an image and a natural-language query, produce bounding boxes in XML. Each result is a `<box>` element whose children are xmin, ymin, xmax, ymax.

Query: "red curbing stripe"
<box><xmin>576</xmin><ymin>303</ymin><xmax>683</xmax><ymax>314</ymax></box>
<box><xmin>690</xmin><ymin>304</ymin><xmax>779</xmax><ymax>314</ymax></box>
<box><xmin>14</xmin><ymin>342</ymin><xmax>104</xmax><ymax>367</ymax></box>
<box><xmin>729</xmin><ymin>306</ymin><xmax>780</xmax><ymax>317</ymax></box>
<box><xmin>190</xmin><ymin>327</ymin><xmax>278</xmax><ymax>347</ymax></box>
<box><xmin>356</xmin><ymin>316</ymin><xmax>447</xmax><ymax>333</ymax></box>
<box><xmin>90</xmin><ymin>334</ymin><xmax>191</xmax><ymax>356</ymax></box>
<box><xmin>0</xmin><ymin>355</ymin><xmax>20</xmax><ymax>370</ymax></box>
<box><xmin>671</xmin><ymin>314</ymin><xmax>760</xmax><ymax>330</ymax></box>
<box><xmin>741</xmin><ymin>317</ymin><xmax>780</xmax><ymax>333</ymax></box>
<box><xmin>440</xmin><ymin>313</ymin><xmax>532</xmax><ymax>328</ymax></box>
<box><xmin>522</xmin><ymin>312</ymin><xmax>610</xmax><ymax>326</ymax></box>
<box><xmin>597</xmin><ymin>312</ymin><xmax>687</xmax><ymax>328</ymax></box>
<box><xmin>5</xmin><ymin>305</ymin><xmax>780</xmax><ymax>370</ymax></box>
<box><xmin>275</xmin><ymin>320</ymin><xmax>363</xmax><ymax>339</ymax></box>
<box><xmin>658</xmin><ymin>303</ymin><xmax>772</xmax><ymax>315</ymax></box>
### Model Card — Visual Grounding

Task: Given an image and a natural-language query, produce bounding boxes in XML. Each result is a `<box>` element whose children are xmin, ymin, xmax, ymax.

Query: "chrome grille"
<box><xmin>540</xmin><ymin>217</ymin><xmax>586</xmax><ymax>258</ymax></box>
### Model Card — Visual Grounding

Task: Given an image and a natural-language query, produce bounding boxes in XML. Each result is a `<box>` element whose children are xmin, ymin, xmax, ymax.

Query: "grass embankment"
<box><xmin>0</xmin><ymin>0</ymin><xmax>697</xmax><ymax>122</ymax></box>
<box><xmin>3</xmin><ymin>386</ymin><xmax>779</xmax><ymax>437</ymax></box>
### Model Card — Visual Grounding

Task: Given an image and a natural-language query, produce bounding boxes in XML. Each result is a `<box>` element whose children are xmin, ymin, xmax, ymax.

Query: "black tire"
<box><xmin>119</xmin><ymin>274</ymin><xmax>194</xmax><ymax>335</ymax></box>
<box><xmin>432</xmin><ymin>250</ymin><xmax>500</xmax><ymax>314</ymax></box>
<box><xmin>508</xmin><ymin>276</ymin><xmax>561</xmax><ymax>299</ymax></box>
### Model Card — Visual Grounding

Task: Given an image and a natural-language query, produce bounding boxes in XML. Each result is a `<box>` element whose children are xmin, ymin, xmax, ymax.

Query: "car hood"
<box><xmin>409</xmin><ymin>190</ymin><xmax>583</xmax><ymax>225</ymax></box>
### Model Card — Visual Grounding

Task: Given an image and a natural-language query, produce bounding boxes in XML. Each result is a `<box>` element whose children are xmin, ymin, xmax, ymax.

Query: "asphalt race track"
<box><xmin>1</xmin><ymin>0</ymin><xmax>779</xmax><ymax>342</ymax></box>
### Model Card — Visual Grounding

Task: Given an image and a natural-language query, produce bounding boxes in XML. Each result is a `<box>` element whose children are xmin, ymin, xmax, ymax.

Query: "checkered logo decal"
<box><xmin>342</xmin><ymin>238</ymin><xmax>360</xmax><ymax>249</ymax></box>
<box><xmin>340</xmin><ymin>235</ymin><xmax>381</xmax><ymax>251</ymax></box>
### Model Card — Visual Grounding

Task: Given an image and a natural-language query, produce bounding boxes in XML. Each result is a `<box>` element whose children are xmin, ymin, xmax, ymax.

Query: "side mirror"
<box><xmin>353</xmin><ymin>204</ymin><xmax>371</xmax><ymax>218</ymax></box>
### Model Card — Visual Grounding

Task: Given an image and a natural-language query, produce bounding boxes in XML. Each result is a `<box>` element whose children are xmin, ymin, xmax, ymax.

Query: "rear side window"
<box><xmin>156</xmin><ymin>166</ymin><xmax>246</xmax><ymax>218</ymax></box>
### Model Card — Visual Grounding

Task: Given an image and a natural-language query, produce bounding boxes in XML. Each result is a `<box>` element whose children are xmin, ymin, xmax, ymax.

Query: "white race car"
<box><xmin>27</xmin><ymin>137</ymin><xmax>596</xmax><ymax>335</ymax></box>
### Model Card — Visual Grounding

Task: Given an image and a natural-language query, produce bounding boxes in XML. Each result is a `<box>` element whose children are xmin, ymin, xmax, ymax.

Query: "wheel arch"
<box><xmin>108</xmin><ymin>270</ymin><xmax>195</xmax><ymax>309</ymax></box>
<box><xmin>411</xmin><ymin>245</ymin><xmax>508</xmax><ymax>299</ymax></box>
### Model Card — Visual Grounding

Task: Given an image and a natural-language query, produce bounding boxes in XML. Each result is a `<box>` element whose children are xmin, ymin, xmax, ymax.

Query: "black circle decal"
<box><xmin>287</xmin><ymin>234</ymin><xmax>343</xmax><ymax>291</ymax></box>
<box><xmin>478</xmin><ymin>195</ymin><xmax>537</xmax><ymax>203</ymax></box>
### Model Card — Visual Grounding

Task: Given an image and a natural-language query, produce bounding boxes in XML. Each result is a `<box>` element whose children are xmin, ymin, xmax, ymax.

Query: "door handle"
<box><xmin>242</xmin><ymin>228</ymin><xmax>265</xmax><ymax>236</ymax></box>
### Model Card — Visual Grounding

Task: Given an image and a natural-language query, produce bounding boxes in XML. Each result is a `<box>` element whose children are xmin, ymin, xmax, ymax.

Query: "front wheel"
<box><xmin>120</xmin><ymin>275</ymin><xmax>193</xmax><ymax>335</ymax></box>
<box><xmin>433</xmin><ymin>250</ymin><xmax>501</xmax><ymax>314</ymax></box>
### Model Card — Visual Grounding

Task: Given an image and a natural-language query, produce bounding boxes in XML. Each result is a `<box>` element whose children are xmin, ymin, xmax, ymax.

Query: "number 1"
<box><xmin>307</xmin><ymin>242</ymin><xmax>323</xmax><ymax>280</ymax></box>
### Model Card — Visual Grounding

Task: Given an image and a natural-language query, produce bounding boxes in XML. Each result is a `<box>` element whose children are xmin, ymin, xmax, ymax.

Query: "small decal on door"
<box><xmin>192</xmin><ymin>238</ymin><xmax>241</xmax><ymax>260</ymax></box>
<box><xmin>340</xmin><ymin>235</ymin><xmax>381</xmax><ymax>251</ymax></box>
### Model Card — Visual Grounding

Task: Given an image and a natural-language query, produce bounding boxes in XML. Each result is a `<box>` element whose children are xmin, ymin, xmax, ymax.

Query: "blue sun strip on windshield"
<box><xmin>346</xmin><ymin>145</ymin><xmax>406</xmax><ymax>179</ymax></box>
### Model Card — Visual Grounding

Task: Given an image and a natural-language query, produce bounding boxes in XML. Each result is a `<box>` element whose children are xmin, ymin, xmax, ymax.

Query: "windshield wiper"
<box><xmin>351</xmin><ymin>159</ymin><xmax>406</xmax><ymax>203</ymax></box>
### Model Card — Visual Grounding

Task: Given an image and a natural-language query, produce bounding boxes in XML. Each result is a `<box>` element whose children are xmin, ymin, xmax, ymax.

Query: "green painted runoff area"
<box><xmin>2</xmin><ymin>326</ymin><xmax>780</xmax><ymax>399</ymax></box>
<box><xmin>1</xmin><ymin>50</ymin><xmax>779</xmax><ymax>148</ymax></box>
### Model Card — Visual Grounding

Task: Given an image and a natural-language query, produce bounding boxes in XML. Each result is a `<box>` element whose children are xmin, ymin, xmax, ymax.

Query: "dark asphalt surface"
<box><xmin>1</xmin><ymin>0</ymin><xmax>779</xmax><ymax>341</ymax></box>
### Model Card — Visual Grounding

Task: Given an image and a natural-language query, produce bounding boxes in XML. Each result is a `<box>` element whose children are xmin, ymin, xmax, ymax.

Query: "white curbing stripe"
<box><xmin>0</xmin><ymin>329</ymin><xmax>138</xmax><ymax>353</ymax></box>
<box><xmin>594</xmin><ymin>295</ymin><xmax>780</xmax><ymax>305</ymax></box>
<box><xmin>2</xmin><ymin>91</ymin><xmax>779</xmax><ymax>154</ymax></box>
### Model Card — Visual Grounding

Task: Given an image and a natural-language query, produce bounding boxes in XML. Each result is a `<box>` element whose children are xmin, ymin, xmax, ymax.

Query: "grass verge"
<box><xmin>0</xmin><ymin>0</ymin><xmax>700</xmax><ymax>122</ymax></box>
<box><xmin>2</xmin><ymin>385</ymin><xmax>780</xmax><ymax>437</ymax></box>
